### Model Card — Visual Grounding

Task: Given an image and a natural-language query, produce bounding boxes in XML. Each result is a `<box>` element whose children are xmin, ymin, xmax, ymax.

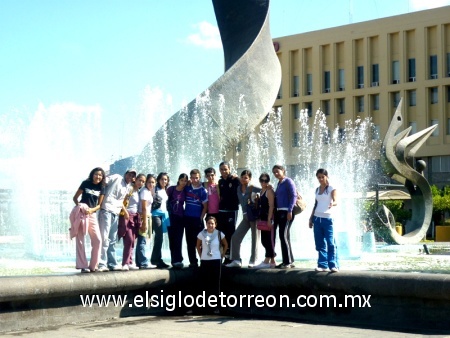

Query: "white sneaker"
<box><xmin>248</xmin><ymin>261</ymin><xmax>255</xmax><ymax>268</ymax></box>
<box><xmin>112</xmin><ymin>265</ymin><xmax>122</xmax><ymax>271</ymax></box>
<box><xmin>330</xmin><ymin>267</ymin><xmax>339</xmax><ymax>273</ymax></box>
<box><xmin>128</xmin><ymin>264</ymin><xmax>139</xmax><ymax>270</ymax></box>
<box><xmin>122</xmin><ymin>265</ymin><xmax>129</xmax><ymax>271</ymax></box>
<box><xmin>254</xmin><ymin>262</ymin><xmax>271</xmax><ymax>269</ymax></box>
<box><xmin>315</xmin><ymin>267</ymin><xmax>327</xmax><ymax>272</ymax></box>
<box><xmin>98</xmin><ymin>266</ymin><xmax>109</xmax><ymax>272</ymax></box>
<box><xmin>225</xmin><ymin>260</ymin><xmax>242</xmax><ymax>268</ymax></box>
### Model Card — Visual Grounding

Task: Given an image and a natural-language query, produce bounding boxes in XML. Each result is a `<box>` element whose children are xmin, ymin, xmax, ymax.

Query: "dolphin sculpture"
<box><xmin>380</xmin><ymin>98</ymin><xmax>437</xmax><ymax>244</ymax></box>
<box><xmin>136</xmin><ymin>0</ymin><xmax>281</xmax><ymax>174</ymax></box>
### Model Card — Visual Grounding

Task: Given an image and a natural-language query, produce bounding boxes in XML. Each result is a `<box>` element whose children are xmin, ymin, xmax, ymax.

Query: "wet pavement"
<box><xmin>2</xmin><ymin>315</ymin><xmax>449</xmax><ymax>337</ymax></box>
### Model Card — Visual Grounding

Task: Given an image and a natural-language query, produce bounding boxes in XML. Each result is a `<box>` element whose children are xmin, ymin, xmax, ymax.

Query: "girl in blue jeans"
<box><xmin>309</xmin><ymin>168</ymin><xmax>339</xmax><ymax>272</ymax></box>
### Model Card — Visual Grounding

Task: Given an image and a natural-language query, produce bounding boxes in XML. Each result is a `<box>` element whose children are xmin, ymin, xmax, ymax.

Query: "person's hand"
<box><xmin>287</xmin><ymin>211</ymin><xmax>293</xmax><ymax>221</ymax></box>
<box><xmin>141</xmin><ymin>224</ymin><xmax>147</xmax><ymax>233</ymax></box>
<box><xmin>309</xmin><ymin>219</ymin><xmax>313</xmax><ymax>229</ymax></box>
<box><xmin>124</xmin><ymin>211</ymin><xmax>130</xmax><ymax>220</ymax></box>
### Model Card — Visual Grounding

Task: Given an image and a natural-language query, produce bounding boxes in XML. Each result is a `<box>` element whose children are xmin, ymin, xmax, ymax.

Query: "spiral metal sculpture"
<box><xmin>380</xmin><ymin>98</ymin><xmax>437</xmax><ymax>244</ymax></box>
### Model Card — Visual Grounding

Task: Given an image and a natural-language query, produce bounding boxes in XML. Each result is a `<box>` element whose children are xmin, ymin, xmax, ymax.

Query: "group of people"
<box><xmin>70</xmin><ymin>162</ymin><xmax>339</xmax><ymax>278</ymax></box>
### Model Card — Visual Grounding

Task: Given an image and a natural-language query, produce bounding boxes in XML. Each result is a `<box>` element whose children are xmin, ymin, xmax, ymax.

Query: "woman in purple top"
<box><xmin>166</xmin><ymin>173</ymin><xmax>188</xmax><ymax>269</ymax></box>
<box><xmin>272</xmin><ymin>164</ymin><xmax>297</xmax><ymax>269</ymax></box>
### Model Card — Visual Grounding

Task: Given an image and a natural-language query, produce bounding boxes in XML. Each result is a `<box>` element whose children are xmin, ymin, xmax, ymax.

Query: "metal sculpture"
<box><xmin>380</xmin><ymin>98</ymin><xmax>437</xmax><ymax>244</ymax></box>
<box><xmin>136</xmin><ymin>0</ymin><xmax>281</xmax><ymax>173</ymax></box>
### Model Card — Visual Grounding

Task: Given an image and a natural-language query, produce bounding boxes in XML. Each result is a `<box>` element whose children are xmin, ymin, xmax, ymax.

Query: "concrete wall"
<box><xmin>1</xmin><ymin>268</ymin><xmax>450</xmax><ymax>333</ymax></box>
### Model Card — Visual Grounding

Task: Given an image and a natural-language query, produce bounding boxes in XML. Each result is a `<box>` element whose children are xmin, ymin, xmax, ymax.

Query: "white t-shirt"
<box><xmin>127</xmin><ymin>190</ymin><xmax>140</xmax><ymax>213</ymax></box>
<box><xmin>138</xmin><ymin>188</ymin><xmax>153</xmax><ymax>213</ymax></box>
<box><xmin>154</xmin><ymin>188</ymin><xmax>168</xmax><ymax>212</ymax></box>
<box><xmin>314</xmin><ymin>185</ymin><xmax>336</xmax><ymax>218</ymax></box>
<box><xmin>197</xmin><ymin>229</ymin><xmax>224</xmax><ymax>261</ymax></box>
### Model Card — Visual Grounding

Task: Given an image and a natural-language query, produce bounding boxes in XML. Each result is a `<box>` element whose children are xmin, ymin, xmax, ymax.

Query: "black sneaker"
<box><xmin>276</xmin><ymin>263</ymin><xmax>293</xmax><ymax>269</ymax></box>
<box><xmin>156</xmin><ymin>262</ymin><xmax>170</xmax><ymax>269</ymax></box>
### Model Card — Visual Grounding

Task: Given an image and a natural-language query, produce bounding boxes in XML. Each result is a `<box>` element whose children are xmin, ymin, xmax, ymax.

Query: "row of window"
<box><xmin>292</xmin><ymin>118</ymin><xmax>450</xmax><ymax>147</ymax></box>
<box><xmin>290</xmin><ymin>86</ymin><xmax>450</xmax><ymax>118</ymax></box>
<box><xmin>279</xmin><ymin>54</ymin><xmax>450</xmax><ymax>98</ymax></box>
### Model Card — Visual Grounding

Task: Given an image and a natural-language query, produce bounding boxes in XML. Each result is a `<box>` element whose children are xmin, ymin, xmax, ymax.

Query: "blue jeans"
<box><xmin>98</xmin><ymin>209</ymin><xmax>120</xmax><ymax>269</ymax></box>
<box><xmin>313</xmin><ymin>216</ymin><xmax>338</xmax><ymax>269</ymax></box>
<box><xmin>135</xmin><ymin>235</ymin><xmax>149</xmax><ymax>267</ymax></box>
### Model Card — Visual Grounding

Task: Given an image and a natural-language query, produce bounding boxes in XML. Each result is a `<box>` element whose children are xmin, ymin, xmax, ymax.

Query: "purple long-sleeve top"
<box><xmin>275</xmin><ymin>177</ymin><xmax>297</xmax><ymax>212</ymax></box>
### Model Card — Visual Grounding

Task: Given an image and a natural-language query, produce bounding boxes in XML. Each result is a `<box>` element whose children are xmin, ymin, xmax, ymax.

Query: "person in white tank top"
<box><xmin>309</xmin><ymin>168</ymin><xmax>339</xmax><ymax>273</ymax></box>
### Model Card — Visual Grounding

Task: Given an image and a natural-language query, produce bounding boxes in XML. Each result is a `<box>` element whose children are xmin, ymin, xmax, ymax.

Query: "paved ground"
<box><xmin>2</xmin><ymin>315</ymin><xmax>449</xmax><ymax>337</ymax></box>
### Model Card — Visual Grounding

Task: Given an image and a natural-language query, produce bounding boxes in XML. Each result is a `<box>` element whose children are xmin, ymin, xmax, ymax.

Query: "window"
<box><xmin>430</xmin><ymin>87</ymin><xmax>438</xmax><ymax>104</ymax></box>
<box><xmin>338</xmin><ymin>127</ymin><xmax>346</xmax><ymax>142</ymax></box>
<box><xmin>372</xmin><ymin>125</ymin><xmax>380</xmax><ymax>140</ymax></box>
<box><xmin>357</xmin><ymin>66</ymin><xmax>364</xmax><ymax>88</ymax></box>
<box><xmin>409</xmin><ymin>90</ymin><xmax>416</xmax><ymax>107</ymax></box>
<box><xmin>393</xmin><ymin>92</ymin><xmax>400</xmax><ymax>107</ymax></box>
<box><xmin>306</xmin><ymin>74</ymin><xmax>313</xmax><ymax>95</ymax></box>
<box><xmin>305</xmin><ymin>102</ymin><xmax>312</xmax><ymax>117</ymax></box>
<box><xmin>392</xmin><ymin>60</ymin><xmax>400</xmax><ymax>84</ymax></box>
<box><xmin>372</xmin><ymin>64</ymin><xmax>379</xmax><ymax>86</ymax></box>
<box><xmin>338</xmin><ymin>69</ymin><xmax>345</xmax><ymax>90</ymax></box>
<box><xmin>292</xmin><ymin>132</ymin><xmax>300</xmax><ymax>147</ymax></box>
<box><xmin>432</xmin><ymin>156</ymin><xmax>450</xmax><ymax>172</ymax></box>
<box><xmin>409</xmin><ymin>121</ymin><xmax>417</xmax><ymax>134</ymax></box>
<box><xmin>430</xmin><ymin>55</ymin><xmax>438</xmax><ymax>79</ymax></box>
<box><xmin>292</xmin><ymin>76</ymin><xmax>299</xmax><ymax>97</ymax></box>
<box><xmin>357</xmin><ymin>96</ymin><xmax>364</xmax><ymax>112</ymax></box>
<box><xmin>292</xmin><ymin>104</ymin><xmax>300</xmax><ymax>119</ymax></box>
<box><xmin>236</xmin><ymin>142</ymin><xmax>242</xmax><ymax>152</ymax></box>
<box><xmin>323</xmin><ymin>71</ymin><xmax>330</xmax><ymax>93</ymax></box>
<box><xmin>447</xmin><ymin>53</ymin><xmax>450</xmax><ymax>77</ymax></box>
<box><xmin>322</xmin><ymin>100</ymin><xmax>330</xmax><ymax>115</ymax></box>
<box><xmin>337</xmin><ymin>98</ymin><xmax>345</xmax><ymax>114</ymax></box>
<box><xmin>431</xmin><ymin>119</ymin><xmax>439</xmax><ymax>136</ymax></box>
<box><xmin>372</xmin><ymin>94</ymin><xmax>380</xmax><ymax>111</ymax></box>
<box><xmin>447</xmin><ymin>118</ymin><xmax>450</xmax><ymax>136</ymax></box>
<box><xmin>408</xmin><ymin>58</ymin><xmax>416</xmax><ymax>81</ymax></box>
<box><xmin>277</xmin><ymin>85</ymin><xmax>282</xmax><ymax>99</ymax></box>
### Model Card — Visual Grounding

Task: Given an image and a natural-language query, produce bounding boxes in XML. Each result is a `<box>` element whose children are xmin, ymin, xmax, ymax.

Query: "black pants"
<box><xmin>274</xmin><ymin>210</ymin><xmax>294</xmax><ymax>264</ymax></box>
<box><xmin>168</xmin><ymin>214</ymin><xmax>184</xmax><ymax>264</ymax></box>
<box><xmin>260</xmin><ymin>226</ymin><xmax>276</xmax><ymax>258</ymax></box>
<box><xmin>184</xmin><ymin>216</ymin><xmax>204</xmax><ymax>266</ymax></box>
<box><xmin>217</xmin><ymin>211</ymin><xmax>237</xmax><ymax>257</ymax></box>
<box><xmin>200</xmin><ymin>259</ymin><xmax>222</xmax><ymax>311</ymax></box>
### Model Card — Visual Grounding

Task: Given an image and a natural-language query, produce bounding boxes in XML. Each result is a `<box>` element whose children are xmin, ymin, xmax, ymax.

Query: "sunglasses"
<box><xmin>259</xmin><ymin>179</ymin><xmax>269</xmax><ymax>183</ymax></box>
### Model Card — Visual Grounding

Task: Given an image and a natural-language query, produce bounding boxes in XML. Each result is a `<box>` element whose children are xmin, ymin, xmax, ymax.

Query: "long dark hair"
<box><xmin>177</xmin><ymin>173</ymin><xmax>188</xmax><ymax>186</ymax></box>
<box><xmin>88</xmin><ymin>167</ymin><xmax>106</xmax><ymax>187</ymax></box>
<box><xmin>156</xmin><ymin>172</ymin><xmax>170</xmax><ymax>191</ymax></box>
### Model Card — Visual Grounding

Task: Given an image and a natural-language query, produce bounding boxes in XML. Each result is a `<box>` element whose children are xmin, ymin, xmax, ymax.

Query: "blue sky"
<box><xmin>1</xmin><ymin>0</ymin><xmax>450</xmax><ymax>186</ymax></box>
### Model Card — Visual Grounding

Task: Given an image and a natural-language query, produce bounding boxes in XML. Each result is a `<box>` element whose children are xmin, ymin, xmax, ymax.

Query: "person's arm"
<box><xmin>91</xmin><ymin>194</ymin><xmax>104</xmax><ymax>214</ymax></box>
<box><xmin>309</xmin><ymin>199</ymin><xmax>318</xmax><ymax>228</ymax></box>
<box><xmin>196</xmin><ymin>238</ymin><xmax>202</xmax><ymax>257</ymax></box>
<box><xmin>221</xmin><ymin>236</ymin><xmax>228</xmax><ymax>258</ymax></box>
<box><xmin>201</xmin><ymin>201</ymin><xmax>208</xmax><ymax>221</ymax></box>
<box><xmin>72</xmin><ymin>189</ymin><xmax>82</xmax><ymax>206</ymax></box>
<box><xmin>141</xmin><ymin>199</ymin><xmax>148</xmax><ymax>232</ymax></box>
<box><xmin>330</xmin><ymin>189</ymin><xmax>337</xmax><ymax>208</ymax></box>
<box><xmin>267</xmin><ymin>189</ymin><xmax>275</xmax><ymax>227</ymax></box>
<box><xmin>287</xmin><ymin>180</ymin><xmax>297</xmax><ymax>221</ymax></box>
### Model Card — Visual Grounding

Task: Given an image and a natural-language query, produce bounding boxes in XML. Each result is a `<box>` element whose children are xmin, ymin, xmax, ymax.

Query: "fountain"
<box><xmin>0</xmin><ymin>0</ymin><xmax>444</xmax><ymax>275</ymax></box>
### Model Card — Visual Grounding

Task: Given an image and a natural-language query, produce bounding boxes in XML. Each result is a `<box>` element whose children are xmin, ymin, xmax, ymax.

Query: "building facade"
<box><xmin>269</xmin><ymin>6</ymin><xmax>450</xmax><ymax>187</ymax></box>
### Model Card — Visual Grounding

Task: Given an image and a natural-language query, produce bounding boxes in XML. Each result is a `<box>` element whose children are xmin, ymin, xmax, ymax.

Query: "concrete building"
<box><xmin>268</xmin><ymin>6</ymin><xmax>450</xmax><ymax>187</ymax></box>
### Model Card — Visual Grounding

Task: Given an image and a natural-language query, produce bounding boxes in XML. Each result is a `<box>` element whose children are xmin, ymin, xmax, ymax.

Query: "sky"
<box><xmin>1</xmin><ymin>0</ymin><xmax>450</xmax><ymax>187</ymax></box>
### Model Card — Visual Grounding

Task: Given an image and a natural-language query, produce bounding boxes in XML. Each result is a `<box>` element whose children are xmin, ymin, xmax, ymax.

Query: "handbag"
<box><xmin>292</xmin><ymin>190</ymin><xmax>307</xmax><ymax>215</ymax></box>
<box><xmin>246</xmin><ymin>186</ymin><xmax>260</xmax><ymax>221</ymax></box>
<box><xmin>257</xmin><ymin>220</ymin><xmax>271</xmax><ymax>231</ymax></box>
<box><xmin>151</xmin><ymin>189</ymin><xmax>162</xmax><ymax>211</ymax></box>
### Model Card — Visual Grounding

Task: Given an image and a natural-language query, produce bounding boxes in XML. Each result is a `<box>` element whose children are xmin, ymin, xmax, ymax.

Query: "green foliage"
<box><xmin>431</xmin><ymin>185</ymin><xmax>450</xmax><ymax>213</ymax></box>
